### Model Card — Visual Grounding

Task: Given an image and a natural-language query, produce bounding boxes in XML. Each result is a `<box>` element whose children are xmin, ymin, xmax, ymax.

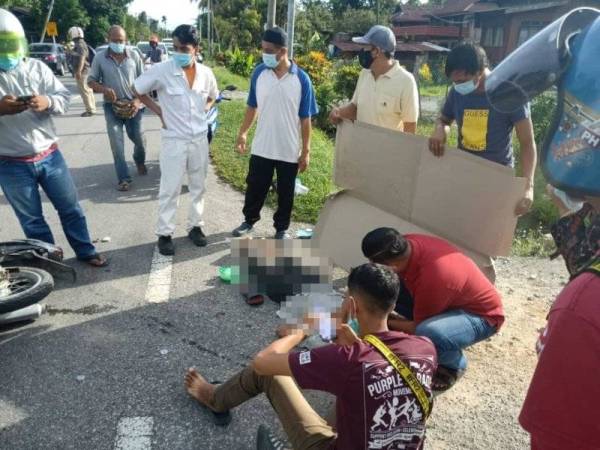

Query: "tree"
<box><xmin>335</xmin><ymin>8</ymin><xmax>377</xmax><ymax>34</ymax></box>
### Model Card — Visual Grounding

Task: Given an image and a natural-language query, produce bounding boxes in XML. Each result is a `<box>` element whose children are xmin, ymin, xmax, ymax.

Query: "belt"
<box><xmin>0</xmin><ymin>144</ymin><xmax>58</xmax><ymax>163</ymax></box>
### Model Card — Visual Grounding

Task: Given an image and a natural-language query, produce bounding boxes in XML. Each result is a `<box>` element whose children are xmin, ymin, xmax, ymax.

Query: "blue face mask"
<box><xmin>109</xmin><ymin>42</ymin><xmax>125</xmax><ymax>54</ymax></box>
<box><xmin>454</xmin><ymin>79</ymin><xmax>478</xmax><ymax>95</ymax></box>
<box><xmin>0</xmin><ymin>55</ymin><xmax>20</xmax><ymax>72</ymax></box>
<box><xmin>262</xmin><ymin>52</ymin><xmax>279</xmax><ymax>69</ymax></box>
<box><xmin>172</xmin><ymin>52</ymin><xmax>193</xmax><ymax>68</ymax></box>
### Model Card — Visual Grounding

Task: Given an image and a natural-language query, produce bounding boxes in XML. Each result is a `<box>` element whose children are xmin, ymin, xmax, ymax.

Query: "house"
<box><xmin>391</xmin><ymin>0</ymin><xmax>599</xmax><ymax>65</ymax></box>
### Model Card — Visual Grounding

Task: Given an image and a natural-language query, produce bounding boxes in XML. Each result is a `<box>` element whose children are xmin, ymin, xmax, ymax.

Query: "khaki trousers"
<box><xmin>211</xmin><ymin>366</ymin><xmax>337</xmax><ymax>450</ymax></box>
<box><xmin>77</xmin><ymin>73</ymin><xmax>96</xmax><ymax>113</ymax></box>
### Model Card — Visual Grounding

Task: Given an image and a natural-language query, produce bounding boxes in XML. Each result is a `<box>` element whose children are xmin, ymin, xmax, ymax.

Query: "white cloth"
<box><xmin>156</xmin><ymin>135</ymin><xmax>209</xmax><ymax>236</ymax></box>
<box><xmin>133</xmin><ymin>59</ymin><xmax>218</xmax><ymax>140</ymax></box>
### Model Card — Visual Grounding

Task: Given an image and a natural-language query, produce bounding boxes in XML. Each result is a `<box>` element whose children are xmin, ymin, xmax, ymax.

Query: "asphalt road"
<box><xmin>0</xmin><ymin>78</ymin><xmax>327</xmax><ymax>449</ymax></box>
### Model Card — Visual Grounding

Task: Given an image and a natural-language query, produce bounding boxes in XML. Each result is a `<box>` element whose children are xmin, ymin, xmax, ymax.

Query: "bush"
<box><xmin>225</xmin><ymin>47</ymin><xmax>256</xmax><ymax>78</ymax></box>
<box><xmin>531</xmin><ymin>91</ymin><xmax>557</xmax><ymax>145</ymax></box>
<box><xmin>428</xmin><ymin>56</ymin><xmax>447</xmax><ymax>85</ymax></box>
<box><xmin>295</xmin><ymin>51</ymin><xmax>333</xmax><ymax>87</ymax></box>
<box><xmin>314</xmin><ymin>80</ymin><xmax>337</xmax><ymax>135</ymax></box>
<box><xmin>418</xmin><ymin>63</ymin><xmax>433</xmax><ymax>84</ymax></box>
<box><xmin>333</xmin><ymin>62</ymin><xmax>361</xmax><ymax>102</ymax></box>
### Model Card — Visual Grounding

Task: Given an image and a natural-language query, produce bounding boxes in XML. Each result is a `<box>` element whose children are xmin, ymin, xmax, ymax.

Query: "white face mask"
<box><xmin>262</xmin><ymin>52</ymin><xmax>279</xmax><ymax>69</ymax></box>
<box><xmin>454</xmin><ymin>79</ymin><xmax>478</xmax><ymax>95</ymax></box>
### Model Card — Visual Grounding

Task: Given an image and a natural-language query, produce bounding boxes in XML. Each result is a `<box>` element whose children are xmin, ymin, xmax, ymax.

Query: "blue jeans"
<box><xmin>104</xmin><ymin>103</ymin><xmax>146</xmax><ymax>183</ymax></box>
<box><xmin>415</xmin><ymin>309</ymin><xmax>497</xmax><ymax>371</ymax></box>
<box><xmin>0</xmin><ymin>150</ymin><xmax>97</xmax><ymax>260</ymax></box>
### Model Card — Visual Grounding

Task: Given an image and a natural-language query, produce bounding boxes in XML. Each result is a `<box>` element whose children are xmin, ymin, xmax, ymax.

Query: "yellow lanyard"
<box><xmin>364</xmin><ymin>334</ymin><xmax>431</xmax><ymax>418</ymax></box>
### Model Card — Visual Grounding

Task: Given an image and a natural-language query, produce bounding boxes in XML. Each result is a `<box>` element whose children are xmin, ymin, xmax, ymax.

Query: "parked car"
<box><xmin>28</xmin><ymin>43</ymin><xmax>68</xmax><ymax>76</ymax></box>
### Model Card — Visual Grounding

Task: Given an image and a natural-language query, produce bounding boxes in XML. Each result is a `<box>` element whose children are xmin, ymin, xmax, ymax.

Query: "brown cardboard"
<box><xmin>317</xmin><ymin>121</ymin><xmax>526</xmax><ymax>267</ymax></box>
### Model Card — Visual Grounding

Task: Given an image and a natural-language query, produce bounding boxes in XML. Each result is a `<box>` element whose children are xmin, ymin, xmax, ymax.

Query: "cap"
<box><xmin>263</xmin><ymin>27</ymin><xmax>287</xmax><ymax>48</ymax></box>
<box><xmin>352</xmin><ymin>25</ymin><xmax>396</xmax><ymax>53</ymax></box>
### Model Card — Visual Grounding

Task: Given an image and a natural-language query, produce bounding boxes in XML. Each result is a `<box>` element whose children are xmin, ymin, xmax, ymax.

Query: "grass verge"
<box><xmin>211</xmin><ymin>65</ymin><xmax>250</xmax><ymax>91</ymax></box>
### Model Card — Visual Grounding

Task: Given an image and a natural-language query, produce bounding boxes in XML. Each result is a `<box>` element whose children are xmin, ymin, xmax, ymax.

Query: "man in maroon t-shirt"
<box><xmin>362</xmin><ymin>228</ymin><xmax>504</xmax><ymax>390</ymax></box>
<box><xmin>183</xmin><ymin>263</ymin><xmax>437</xmax><ymax>449</ymax></box>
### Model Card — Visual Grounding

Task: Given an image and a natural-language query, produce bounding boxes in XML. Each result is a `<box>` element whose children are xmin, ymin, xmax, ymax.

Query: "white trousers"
<box><xmin>156</xmin><ymin>135</ymin><xmax>209</xmax><ymax>236</ymax></box>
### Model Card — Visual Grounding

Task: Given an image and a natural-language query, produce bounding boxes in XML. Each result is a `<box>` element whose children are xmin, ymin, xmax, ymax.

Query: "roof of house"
<box><xmin>332</xmin><ymin>39</ymin><xmax>450</xmax><ymax>53</ymax></box>
<box><xmin>391</xmin><ymin>0</ymin><xmax>501</xmax><ymax>23</ymax></box>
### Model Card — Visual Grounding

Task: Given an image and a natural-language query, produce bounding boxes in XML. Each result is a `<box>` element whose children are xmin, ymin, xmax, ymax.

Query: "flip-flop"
<box><xmin>244</xmin><ymin>293</ymin><xmax>265</xmax><ymax>306</ymax></box>
<box><xmin>78</xmin><ymin>253</ymin><xmax>109</xmax><ymax>268</ymax></box>
<box><xmin>117</xmin><ymin>181</ymin><xmax>130</xmax><ymax>191</ymax></box>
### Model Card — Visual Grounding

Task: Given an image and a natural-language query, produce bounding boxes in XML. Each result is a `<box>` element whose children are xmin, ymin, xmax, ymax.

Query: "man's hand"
<box><xmin>515</xmin><ymin>185</ymin><xmax>534</xmax><ymax>216</ymax></box>
<box><xmin>298</xmin><ymin>152</ymin><xmax>310</xmax><ymax>173</ymax></box>
<box><xmin>236</xmin><ymin>133</ymin><xmax>248</xmax><ymax>154</ymax></box>
<box><xmin>428</xmin><ymin>128</ymin><xmax>446</xmax><ymax>157</ymax></box>
<box><xmin>28</xmin><ymin>95</ymin><xmax>50</xmax><ymax>113</ymax></box>
<box><xmin>103</xmin><ymin>87</ymin><xmax>117</xmax><ymax>103</ymax></box>
<box><xmin>329</xmin><ymin>107</ymin><xmax>342</xmax><ymax>125</ymax></box>
<box><xmin>335</xmin><ymin>324</ymin><xmax>361</xmax><ymax>347</ymax></box>
<box><xmin>0</xmin><ymin>95</ymin><xmax>29</xmax><ymax>116</ymax></box>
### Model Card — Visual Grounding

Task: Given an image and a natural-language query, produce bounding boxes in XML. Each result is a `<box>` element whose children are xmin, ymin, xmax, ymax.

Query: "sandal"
<box><xmin>244</xmin><ymin>293</ymin><xmax>265</xmax><ymax>306</ymax></box>
<box><xmin>432</xmin><ymin>366</ymin><xmax>464</xmax><ymax>392</ymax></box>
<box><xmin>79</xmin><ymin>253</ymin><xmax>109</xmax><ymax>268</ymax></box>
<box><xmin>117</xmin><ymin>181</ymin><xmax>130</xmax><ymax>191</ymax></box>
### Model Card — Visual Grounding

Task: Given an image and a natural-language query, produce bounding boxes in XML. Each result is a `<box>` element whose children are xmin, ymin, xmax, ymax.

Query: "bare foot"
<box><xmin>184</xmin><ymin>368</ymin><xmax>216</xmax><ymax>410</ymax></box>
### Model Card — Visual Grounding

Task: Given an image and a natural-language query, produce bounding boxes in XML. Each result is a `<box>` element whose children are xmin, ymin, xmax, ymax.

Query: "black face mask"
<box><xmin>358</xmin><ymin>49</ymin><xmax>374</xmax><ymax>69</ymax></box>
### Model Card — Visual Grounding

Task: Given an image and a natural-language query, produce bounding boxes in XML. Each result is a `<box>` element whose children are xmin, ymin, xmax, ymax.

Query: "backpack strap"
<box><xmin>364</xmin><ymin>334</ymin><xmax>431</xmax><ymax>418</ymax></box>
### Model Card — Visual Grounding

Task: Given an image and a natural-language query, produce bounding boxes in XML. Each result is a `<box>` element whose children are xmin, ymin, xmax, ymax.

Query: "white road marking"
<box><xmin>114</xmin><ymin>416</ymin><xmax>154</xmax><ymax>450</ymax></box>
<box><xmin>145</xmin><ymin>247</ymin><xmax>173</xmax><ymax>303</ymax></box>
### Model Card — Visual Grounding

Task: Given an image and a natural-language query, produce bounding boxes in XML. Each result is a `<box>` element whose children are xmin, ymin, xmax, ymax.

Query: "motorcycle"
<box><xmin>207</xmin><ymin>85</ymin><xmax>237</xmax><ymax>144</ymax></box>
<box><xmin>0</xmin><ymin>239</ymin><xmax>74</xmax><ymax>323</ymax></box>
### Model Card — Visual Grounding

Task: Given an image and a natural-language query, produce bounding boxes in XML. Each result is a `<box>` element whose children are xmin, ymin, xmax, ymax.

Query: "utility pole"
<box><xmin>267</xmin><ymin>0</ymin><xmax>277</xmax><ymax>29</ymax></box>
<box><xmin>286</xmin><ymin>0</ymin><xmax>296</xmax><ymax>59</ymax></box>
<box><xmin>207</xmin><ymin>0</ymin><xmax>212</xmax><ymax>57</ymax></box>
<box><xmin>40</xmin><ymin>0</ymin><xmax>55</xmax><ymax>43</ymax></box>
<box><xmin>376</xmin><ymin>0</ymin><xmax>380</xmax><ymax>24</ymax></box>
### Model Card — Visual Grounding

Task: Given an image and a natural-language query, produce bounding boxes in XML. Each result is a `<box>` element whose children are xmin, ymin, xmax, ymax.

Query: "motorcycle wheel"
<box><xmin>0</xmin><ymin>267</ymin><xmax>54</xmax><ymax>314</ymax></box>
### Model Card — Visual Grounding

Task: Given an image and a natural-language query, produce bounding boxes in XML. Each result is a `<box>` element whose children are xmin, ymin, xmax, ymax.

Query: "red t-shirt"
<box><xmin>289</xmin><ymin>332</ymin><xmax>437</xmax><ymax>450</ymax></box>
<box><xmin>401</xmin><ymin>234</ymin><xmax>504</xmax><ymax>328</ymax></box>
<box><xmin>519</xmin><ymin>272</ymin><xmax>600</xmax><ymax>449</ymax></box>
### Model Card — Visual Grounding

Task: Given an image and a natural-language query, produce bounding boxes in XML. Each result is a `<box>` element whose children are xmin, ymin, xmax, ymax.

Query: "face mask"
<box><xmin>358</xmin><ymin>49</ymin><xmax>374</xmax><ymax>69</ymax></box>
<box><xmin>0</xmin><ymin>55</ymin><xmax>19</xmax><ymax>71</ymax></box>
<box><xmin>347</xmin><ymin>317</ymin><xmax>361</xmax><ymax>335</ymax></box>
<box><xmin>262</xmin><ymin>52</ymin><xmax>279</xmax><ymax>69</ymax></box>
<box><xmin>109</xmin><ymin>43</ymin><xmax>125</xmax><ymax>54</ymax></box>
<box><xmin>454</xmin><ymin>79</ymin><xmax>478</xmax><ymax>95</ymax></box>
<box><xmin>172</xmin><ymin>52</ymin><xmax>193</xmax><ymax>68</ymax></box>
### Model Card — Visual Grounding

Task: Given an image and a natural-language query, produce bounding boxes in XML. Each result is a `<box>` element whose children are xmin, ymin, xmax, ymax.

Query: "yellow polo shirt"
<box><xmin>351</xmin><ymin>62</ymin><xmax>419</xmax><ymax>131</ymax></box>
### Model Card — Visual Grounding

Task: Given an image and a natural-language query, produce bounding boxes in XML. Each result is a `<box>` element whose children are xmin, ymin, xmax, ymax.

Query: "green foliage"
<box><xmin>314</xmin><ymin>80</ymin><xmax>337</xmax><ymax>135</ymax></box>
<box><xmin>295</xmin><ymin>51</ymin><xmax>332</xmax><ymax>86</ymax></box>
<box><xmin>335</xmin><ymin>8</ymin><xmax>376</xmax><ymax>34</ymax></box>
<box><xmin>531</xmin><ymin>92</ymin><xmax>557</xmax><ymax>146</ymax></box>
<box><xmin>511</xmin><ymin>227</ymin><xmax>554</xmax><ymax>257</ymax></box>
<box><xmin>333</xmin><ymin>62</ymin><xmax>361</xmax><ymax>101</ymax></box>
<box><xmin>211</xmin><ymin>64</ymin><xmax>250</xmax><ymax>91</ymax></box>
<box><xmin>428</xmin><ymin>56</ymin><xmax>447</xmax><ymax>85</ymax></box>
<box><xmin>418</xmin><ymin>63</ymin><xmax>432</xmax><ymax>84</ymax></box>
<box><xmin>225</xmin><ymin>47</ymin><xmax>256</xmax><ymax>78</ymax></box>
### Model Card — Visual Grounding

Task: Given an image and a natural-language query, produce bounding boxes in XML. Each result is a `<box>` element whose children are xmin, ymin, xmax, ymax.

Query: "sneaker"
<box><xmin>274</xmin><ymin>230</ymin><xmax>291</xmax><ymax>240</ymax></box>
<box><xmin>256</xmin><ymin>425</ymin><xmax>289</xmax><ymax>450</ymax></box>
<box><xmin>188</xmin><ymin>226</ymin><xmax>207</xmax><ymax>247</ymax></box>
<box><xmin>80</xmin><ymin>111</ymin><xmax>94</xmax><ymax>117</ymax></box>
<box><xmin>232</xmin><ymin>222</ymin><xmax>253</xmax><ymax>237</ymax></box>
<box><xmin>157</xmin><ymin>235</ymin><xmax>174</xmax><ymax>256</ymax></box>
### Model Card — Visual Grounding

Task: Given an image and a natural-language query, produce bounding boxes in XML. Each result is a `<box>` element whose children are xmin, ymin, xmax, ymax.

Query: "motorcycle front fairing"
<box><xmin>0</xmin><ymin>239</ymin><xmax>75</xmax><ymax>281</ymax></box>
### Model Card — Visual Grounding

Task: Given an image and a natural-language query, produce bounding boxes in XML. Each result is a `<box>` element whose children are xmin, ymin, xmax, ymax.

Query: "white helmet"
<box><xmin>68</xmin><ymin>26</ymin><xmax>84</xmax><ymax>40</ymax></box>
<box><xmin>0</xmin><ymin>8</ymin><xmax>27</xmax><ymax>60</ymax></box>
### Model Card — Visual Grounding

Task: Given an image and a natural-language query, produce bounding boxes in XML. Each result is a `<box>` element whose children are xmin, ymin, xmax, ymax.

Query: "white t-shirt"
<box><xmin>247</xmin><ymin>62</ymin><xmax>318</xmax><ymax>163</ymax></box>
<box><xmin>134</xmin><ymin>59</ymin><xmax>218</xmax><ymax>140</ymax></box>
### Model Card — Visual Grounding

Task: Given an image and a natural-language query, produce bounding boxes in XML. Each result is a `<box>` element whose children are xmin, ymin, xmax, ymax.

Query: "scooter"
<box><xmin>0</xmin><ymin>239</ymin><xmax>74</xmax><ymax>324</ymax></box>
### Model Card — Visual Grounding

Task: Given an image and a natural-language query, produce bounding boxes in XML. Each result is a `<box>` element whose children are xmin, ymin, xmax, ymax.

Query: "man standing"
<box><xmin>233</xmin><ymin>27</ymin><xmax>318</xmax><ymax>240</ymax></box>
<box><xmin>134</xmin><ymin>25</ymin><xmax>218</xmax><ymax>256</ymax></box>
<box><xmin>428</xmin><ymin>43</ymin><xmax>536</xmax><ymax>216</ymax></box>
<box><xmin>89</xmin><ymin>25</ymin><xmax>147</xmax><ymax>192</ymax></box>
<box><xmin>329</xmin><ymin>25</ymin><xmax>419</xmax><ymax>133</ymax></box>
<box><xmin>146</xmin><ymin>35</ymin><xmax>164</xmax><ymax>64</ymax></box>
<box><xmin>184</xmin><ymin>263</ymin><xmax>437</xmax><ymax>450</ymax></box>
<box><xmin>69</xmin><ymin>26</ymin><xmax>96</xmax><ymax>118</ymax></box>
<box><xmin>362</xmin><ymin>228</ymin><xmax>503</xmax><ymax>391</ymax></box>
<box><xmin>0</xmin><ymin>9</ymin><xmax>106</xmax><ymax>267</ymax></box>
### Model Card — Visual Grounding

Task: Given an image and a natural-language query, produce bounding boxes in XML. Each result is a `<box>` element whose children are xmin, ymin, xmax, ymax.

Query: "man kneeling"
<box><xmin>362</xmin><ymin>228</ymin><xmax>504</xmax><ymax>391</ymax></box>
<box><xmin>184</xmin><ymin>263</ymin><xmax>437</xmax><ymax>449</ymax></box>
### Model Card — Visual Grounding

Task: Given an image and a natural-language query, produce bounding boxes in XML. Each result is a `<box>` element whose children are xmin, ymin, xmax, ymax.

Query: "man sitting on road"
<box><xmin>0</xmin><ymin>9</ymin><xmax>106</xmax><ymax>267</ymax></box>
<box><xmin>134</xmin><ymin>24</ymin><xmax>218</xmax><ymax>256</ymax></box>
<box><xmin>428</xmin><ymin>43</ymin><xmax>536</xmax><ymax>217</ymax></box>
<box><xmin>184</xmin><ymin>263</ymin><xmax>437</xmax><ymax>449</ymax></box>
<box><xmin>362</xmin><ymin>228</ymin><xmax>503</xmax><ymax>391</ymax></box>
<box><xmin>89</xmin><ymin>25</ymin><xmax>148</xmax><ymax>192</ymax></box>
<box><xmin>329</xmin><ymin>25</ymin><xmax>419</xmax><ymax>134</ymax></box>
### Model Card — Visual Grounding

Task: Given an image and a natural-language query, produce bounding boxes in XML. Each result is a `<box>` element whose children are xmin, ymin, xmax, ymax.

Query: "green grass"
<box><xmin>211</xmin><ymin>65</ymin><xmax>250</xmax><ymax>91</ymax></box>
<box><xmin>419</xmin><ymin>83</ymin><xmax>449</xmax><ymax>97</ymax></box>
<box><xmin>210</xmin><ymin>99</ymin><xmax>336</xmax><ymax>224</ymax></box>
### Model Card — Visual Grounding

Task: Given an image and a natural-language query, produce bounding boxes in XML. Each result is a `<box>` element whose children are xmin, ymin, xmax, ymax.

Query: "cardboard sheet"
<box><xmin>317</xmin><ymin>121</ymin><xmax>526</xmax><ymax>267</ymax></box>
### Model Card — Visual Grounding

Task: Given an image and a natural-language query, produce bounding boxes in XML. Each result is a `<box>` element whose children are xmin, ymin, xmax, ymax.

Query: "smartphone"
<box><xmin>16</xmin><ymin>95</ymin><xmax>33</xmax><ymax>104</ymax></box>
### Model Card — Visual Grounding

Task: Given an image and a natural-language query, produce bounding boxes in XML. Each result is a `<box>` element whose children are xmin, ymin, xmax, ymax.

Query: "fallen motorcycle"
<box><xmin>0</xmin><ymin>239</ymin><xmax>73</xmax><ymax>323</ymax></box>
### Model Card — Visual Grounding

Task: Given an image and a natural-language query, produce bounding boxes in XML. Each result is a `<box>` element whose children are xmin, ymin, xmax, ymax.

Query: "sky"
<box><xmin>128</xmin><ymin>0</ymin><xmax>200</xmax><ymax>30</ymax></box>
